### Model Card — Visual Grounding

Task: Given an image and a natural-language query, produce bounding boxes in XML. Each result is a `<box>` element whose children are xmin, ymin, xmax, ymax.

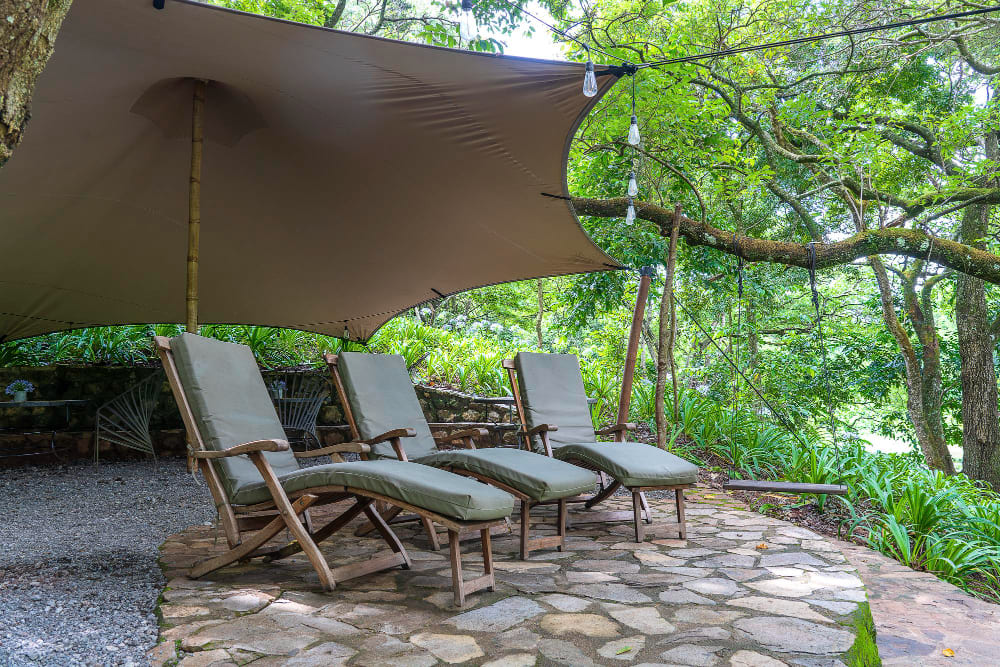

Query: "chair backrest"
<box><xmin>168</xmin><ymin>333</ymin><xmax>299</xmax><ymax>503</ymax></box>
<box><xmin>514</xmin><ymin>352</ymin><xmax>597</xmax><ymax>452</ymax></box>
<box><xmin>334</xmin><ymin>352</ymin><xmax>438</xmax><ymax>460</ymax></box>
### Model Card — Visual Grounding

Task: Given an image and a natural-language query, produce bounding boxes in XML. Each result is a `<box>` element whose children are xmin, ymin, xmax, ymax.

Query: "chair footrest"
<box><xmin>526</xmin><ymin>535</ymin><xmax>564</xmax><ymax>551</ymax></box>
<box><xmin>330</xmin><ymin>552</ymin><xmax>409</xmax><ymax>583</ymax></box>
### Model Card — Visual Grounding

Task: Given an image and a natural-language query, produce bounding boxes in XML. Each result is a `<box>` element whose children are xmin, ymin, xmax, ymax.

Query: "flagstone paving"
<box><xmin>152</xmin><ymin>488</ymin><xmax>873</xmax><ymax>666</ymax></box>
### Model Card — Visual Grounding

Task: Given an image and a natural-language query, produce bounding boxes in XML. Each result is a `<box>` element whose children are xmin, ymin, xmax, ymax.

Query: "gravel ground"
<box><xmin>0</xmin><ymin>459</ymin><xmax>213</xmax><ymax>666</ymax></box>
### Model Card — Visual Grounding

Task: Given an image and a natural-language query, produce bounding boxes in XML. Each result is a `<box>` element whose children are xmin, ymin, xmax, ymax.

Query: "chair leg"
<box><xmin>422</xmin><ymin>517</ymin><xmax>441</xmax><ymax>551</ymax></box>
<box><xmin>632</xmin><ymin>491</ymin><xmax>644</xmax><ymax>542</ymax></box>
<box><xmin>556</xmin><ymin>499</ymin><xmax>567</xmax><ymax>552</ymax></box>
<box><xmin>639</xmin><ymin>491</ymin><xmax>652</xmax><ymax>523</ymax></box>
<box><xmin>519</xmin><ymin>501</ymin><xmax>531</xmax><ymax>560</ymax></box>
<box><xmin>449</xmin><ymin>529</ymin><xmax>465</xmax><ymax>607</ymax></box>
<box><xmin>585</xmin><ymin>479</ymin><xmax>622</xmax><ymax>508</ymax></box>
<box><xmin>355</xmin><ymin>503</ymin><xmax>403</xmax><ymax>536</ymax></box>
<box><xmin>362</xmin><ymin>502</ymin><xmax>412</xmax><ymax>570</ymax></box>
<box><xmin>481</xmin><ymin>527</ymin><xmax>495</xmax><ymax>592</ymax></box>
<box><xmin>675</xmin><ymin>488</ymin><xmax>687</xmax><ymax>539</ymax></box>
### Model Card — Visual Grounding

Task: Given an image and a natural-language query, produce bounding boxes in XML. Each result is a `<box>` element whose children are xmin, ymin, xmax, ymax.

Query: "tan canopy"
<box><xmin>0</xmin><ymin>0</ymin><xmax>622</xmax><ymax>342</ymax></box>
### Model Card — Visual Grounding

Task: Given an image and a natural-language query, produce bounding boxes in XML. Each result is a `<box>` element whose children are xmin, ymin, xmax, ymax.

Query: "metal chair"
<box><xmin>271</xmin><ymin>372</ymin><xmax>329</xmax><ymax>449</ymax></box>
<box><xmin>94</xmin><ymin>371</ymin><xmax>162</xmax><ymax>462</ymax></box>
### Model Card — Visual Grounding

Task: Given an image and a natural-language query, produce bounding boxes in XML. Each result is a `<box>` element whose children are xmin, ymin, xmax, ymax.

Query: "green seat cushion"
<box><xmin>552</xmin><ymin>441</ymin><xmax>699</xmax><ymax>488</ymax></box>
<box><xmin>171</xmin><ymin>333</ymin><xmax>300</xmax><ymax>502</ymax></box>
<box><xmin>231</xmin><ymin>459</ymin><xmax>514</xmax><ymax>521</ymax></box>
<box><xmin>337</xmin><ymin>352</ymin><xmax>438</xmax><ymax>460</ymax></box>
<box><xmin>416</xmin><ymin>448</ymin><xmax>596</xmax><ymax>502</ymax></box>
<box><xmin>514</xmin><ymin>352</ymin><xmax>599</xmax><ymax>452</ymax></box>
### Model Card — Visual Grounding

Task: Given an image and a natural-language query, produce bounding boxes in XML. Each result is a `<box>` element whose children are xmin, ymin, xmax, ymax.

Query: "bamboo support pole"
<box><xmin>185</xmin><ymin>79</ymin><xmax>207</xmax><ymax>333</ymax></box>
<box><xmin>617</xmin><ymin>265</ymin><xmax>654</xmax><ymax>424</ymax></box>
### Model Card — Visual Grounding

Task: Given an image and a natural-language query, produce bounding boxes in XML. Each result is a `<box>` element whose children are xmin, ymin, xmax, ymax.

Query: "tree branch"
<box><xmin>571</xmin><ymin>196</ymin><xmax>1000</xmax><ymax>284</ymax></box>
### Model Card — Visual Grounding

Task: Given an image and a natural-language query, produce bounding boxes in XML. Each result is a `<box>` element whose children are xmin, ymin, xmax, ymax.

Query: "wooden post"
<box><xmin>616</xmin><ymin>266</ymin><xmax>654</xmax><ymax>424</ymax></box>
<box><xmin>185</xmin><ymin>79</ymin><xmax>207</xmax><ymax>333</ymax></box>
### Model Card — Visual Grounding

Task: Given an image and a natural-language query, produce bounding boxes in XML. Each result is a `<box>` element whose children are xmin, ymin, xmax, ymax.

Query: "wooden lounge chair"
<box><xmin>156</xmin><ymin>333</ymin><xmax>514</xmax><ymax>606</ymax></box>
<box><xmin>326</xmin><ymin>352</ymin><xmax>598</xmax><ymax>559</ymax></box>
<box><xmin>503</xmin><ymin>352</ymin><xmax>699</xmax><ymax>542</ymax></box>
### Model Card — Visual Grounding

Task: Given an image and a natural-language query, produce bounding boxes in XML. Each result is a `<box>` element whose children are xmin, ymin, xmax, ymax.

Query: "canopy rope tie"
<box><xmin>730</xmin><ymin>235</ymin><xmax>744</xmax><ymax>484</ymax></box>
<box><xmin>720</xmin><ymin>241</ymin><xmax>848</xmax><ymax>496</ymax></box>
<box><xmin>808</xmin><ymin>242</ymin><xmax>844</xmax><ymax>482</ymax></box>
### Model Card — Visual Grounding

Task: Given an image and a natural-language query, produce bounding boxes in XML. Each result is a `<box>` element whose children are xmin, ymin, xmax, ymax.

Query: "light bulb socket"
<box><xmin>585</xmin><ymin>61</ymin><xmax>594</xmax><ymax>72</ymax></box>
<box><xmin>461</xmin><ymin>0</ymin><xmax>473</xmax><ymax>9</ymax></box>
<box><xmin>630</xmin><ymin>115</ymin><xmax>638</xmax><ymax>125</ymax></box>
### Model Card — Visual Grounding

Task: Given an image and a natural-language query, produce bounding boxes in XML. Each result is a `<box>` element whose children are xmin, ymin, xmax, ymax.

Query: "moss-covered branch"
<box><xmin>572</xmin><ymin>197</ymin><xmax>1000</xmax><ymax>285</ymax></box>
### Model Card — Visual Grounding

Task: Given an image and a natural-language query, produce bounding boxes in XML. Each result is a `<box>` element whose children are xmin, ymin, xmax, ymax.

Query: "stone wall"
<box><xmin>0</xmin><ymin>366</ymin><xmax>517</xmax><ymax>464</ymax></box>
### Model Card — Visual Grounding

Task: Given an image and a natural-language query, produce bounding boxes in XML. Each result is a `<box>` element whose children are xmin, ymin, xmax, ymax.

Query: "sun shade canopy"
<box><xmin>0</xmin><ymin>0</ymin><xmax>622</xmax><ymax>342</ymax></box>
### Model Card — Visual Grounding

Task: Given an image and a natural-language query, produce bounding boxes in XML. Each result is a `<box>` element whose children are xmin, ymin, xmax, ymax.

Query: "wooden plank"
<box><xmin>723</xmin><ymin>480</ymin><xmax>848</xmax><ymax>495</ymax></box>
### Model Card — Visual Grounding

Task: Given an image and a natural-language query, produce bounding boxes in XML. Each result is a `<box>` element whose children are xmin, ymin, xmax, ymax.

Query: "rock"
<box><xmin>683</xmin><ymin>578</ymin><xmax>740</xmax><ymax>596</ymax></box>
<box><xmin>444</xmin><ymin>596</ymin><xmax>545</xmax><ymax>632</ymax></box>
<box><xmin>667</xmin><ymin>548</ymin><xmax>719</xmax><ymax>558</ymax></box>
<box><xmin>719</xmin><ymin>568</ymin><xmax>767</xmax><ymax>582</ymax></box>
<box><xmin>573</xmin><ymin>559</ymin><xmax>641</xmax><ymax>574</ymax></box>
<box><xmin>634</xmin><ymin>551</ymin><xmax>687</xmax><ymax>567</ymax></box>
<box><xmin>733</xmin><ymin>617</ymin><xmax>855</xmax><ymax>654</ymax></box>
<box><xmin>672</xmin><ymin>607</ymin><xmax>745</xmax><ymax>625</ymax></box>
<box><xmin>481</xmin><ymin>653</ymin><xmax>538</xmax><ymax>667</ymax></box>
<box><xmin>745</xmin><ymin>578</ymin><xmax>819</xmax><ymax>598</ymax></box>
<box><xmin>218</xmin><ymin>591</ymin><xmax>274</xmax><ymax>613</ymax></box>
<box><xmin>728</xmin><ymin>597</ymin><xmax>832</xmax><ymax>623</ymax></box>
<box><xmin>659</xmin><ymin>643</ymin><xmax>723</xmax><ymax>666</ymax></box>
<box><xmin>804</xmin><ymin>599</ymin><xmax>858</xmax><ymax>615</ymax></box>
<box><xmin>658</xmin><ymin>588</ymin><xmax>716</xmax><ymax>605</ymax></box>
<box><xmin>759</xmin><ymin>553</ymin><xmax>828</xmax><ymax>568</ymax></box>
<box><xmin>493</xmin><ymin>561</ymin><xmax>561</xmax><ymax>573</ymax></box>
<box><xmin>492</xmin><ymin>627</ymin><xmax>540</xmax><ymax>652</ymax></box>
<box><xmin>566</xmin><ymin>571</ymin><xmax>620</xmax><ymax>583</ymax></box>
<box><xmin>176</xmin><ymin>649</ymin><xmax>232</xmax><ymax>667</ymax></box>
<box><xmin>540</xmin><ymin>612</ymin><xmax>621</xmax><ymax>638</ymax></box>
<box><xmin>658</xmin><ymin>627</ymin><xmax>732</xmax><ymax>643</ymax></box>
<box><xmin>285</xmin><ymin>642</ymin><xmax>357</xmax><ymax>666</ymax></box>
<box><xmin>598</xmin><ymin>635</ymin><xmax>647</xmax><ymax>661</ymax></box>
<box><xmin>730</xmin><ymin>650</ymin><xmax>789</xmax><ymax>666</ymax></box>
<box><xmin>695</xmin><ymin>554</ymin><xmax>758</xmax><ymax>568</ymax></box>
<box><xmin>568</xmin><ymin>583</ymin><xmax>653</xmax><ymax>604</ymax></box>
<box><xmin>496</xmin><ymin>573</ymin><xmax>560</xmax><ymax>594</ymax></box>
<box><xmin>409</xmin><ymin>633</ymin><xmax>485</xmax><ymax>664</ymax></box>
<box><xmin>538</xmin><ymin>638</ymin><xmax>596</xmax><ymax>666</ymax></box>
<box><xmin>605</xmin><ymin>605</ymin><xmax>676</xmax><ymax>634</ymax></box>
<box><xmin>539</xmin><ymin>593</ymin><xmax>592</xmax><ymax>612</ymax></box>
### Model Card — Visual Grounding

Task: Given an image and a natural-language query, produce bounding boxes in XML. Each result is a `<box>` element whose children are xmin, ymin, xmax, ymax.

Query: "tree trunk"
<box><xmin>901</xmin><ymin>265</ymin><xmax>955</xmax><ymax>475</ymax></box>
<box><xmin>956</xmin><ymin>203</ymin><xmax>1000</xmax><ymax>488</ymax></box>
<box><xmin>535</xmin><ymin>279</ymin><xmax>544</xmax><ymax>348</ymax></box>
<box><xmin>0</xmin><ymin>0</ymin><xmax>73</xmax><ymax>167</ymax></box>
<box><xmin>869</xmin><ymin>257</ymin><xmax>954</xmax><ymax>472</ymax></box>
<box><xmin>655</xmin><ymin>208</ymin><xmax>681</xmax><ymax>448</ymax></box>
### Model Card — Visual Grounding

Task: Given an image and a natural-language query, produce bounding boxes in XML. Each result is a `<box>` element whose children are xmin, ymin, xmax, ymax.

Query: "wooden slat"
<box><xmin>723</xmin><ymin>480</ymin><xmax>848</xmax><ymax>495</ymax></box>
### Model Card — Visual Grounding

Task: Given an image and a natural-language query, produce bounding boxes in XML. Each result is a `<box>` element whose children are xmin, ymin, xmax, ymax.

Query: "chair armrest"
<box><xmin>294</xmin><ymin>442</ymin><xmax>371</xmax><ymax>458</ymax></box>
<box><xmin>595</xmin><ymin>423</ymin><xmax>637</xmax><ymax>436</ymax></box>
<box><xmin>527</xmin><ymin>423</ymin><xmax>558</xmax><ymax>436</ymax></box>
<box><xmin>192</xmin><ymin>439</ymin><xmax>289</xmax><ymax>459</ymax></box>
<box><xmin>365</xmin><ymin>428</ymin><xmax>417</xmax><ymax>444</ymax></box>
<box><xmin>364</xmin><ymin>428</ymin><xmax>416</xmax><ymax>461</ymax></box>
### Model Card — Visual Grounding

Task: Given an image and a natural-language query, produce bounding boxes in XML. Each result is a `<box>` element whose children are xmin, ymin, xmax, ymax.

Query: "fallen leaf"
<box><xmin>756</xmin><ymin>543</ymin><xmax>769</xmax><ymax>550</ymax></box>
<box><xmin>942</xmin><ymin>648</ymin><xmax>955</xmax><ymax>657</ymax></box>
<box><xmin>616</xmin><ymin>647</ymin><xmax>633</xmax><ymax>655</ymax></box>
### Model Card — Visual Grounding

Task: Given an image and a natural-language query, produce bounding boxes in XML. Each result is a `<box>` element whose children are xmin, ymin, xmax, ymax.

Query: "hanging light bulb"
<box><xmin>459</xmin><ymin>0</ymin><xmax>477</xmax><ymax>42</ymax></box>
<box><xmin>625</xmin><ymin>198</ymin><xmax>636</xmax><ymax>225</ymax></box>
<box><xmin>628</xmin><ymin>114</ymin><xmax>641</xmax><ymax>146</ymax></box>
<box><xmin>582</xmin><ymin>47</ymin><xmax>598</xmax><ymax>97</ymax></box>
<box><xmin>627</xmin><ymin>171</ymin><xmax>638</xmax><ymax>197</ymax></box>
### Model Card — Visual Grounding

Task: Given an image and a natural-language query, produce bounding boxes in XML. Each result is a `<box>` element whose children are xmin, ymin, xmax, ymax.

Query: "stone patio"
<box><xmin>152</xmin><ymin>487</ymin><xmax>873</xmax><ymax>666</ymax></box>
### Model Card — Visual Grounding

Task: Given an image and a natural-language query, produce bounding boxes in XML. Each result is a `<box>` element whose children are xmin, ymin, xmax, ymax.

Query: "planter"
<box><xmin>13</xmin><ymin>391</ymin><xmax>27</xmax><ymax>403</ymax></box>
